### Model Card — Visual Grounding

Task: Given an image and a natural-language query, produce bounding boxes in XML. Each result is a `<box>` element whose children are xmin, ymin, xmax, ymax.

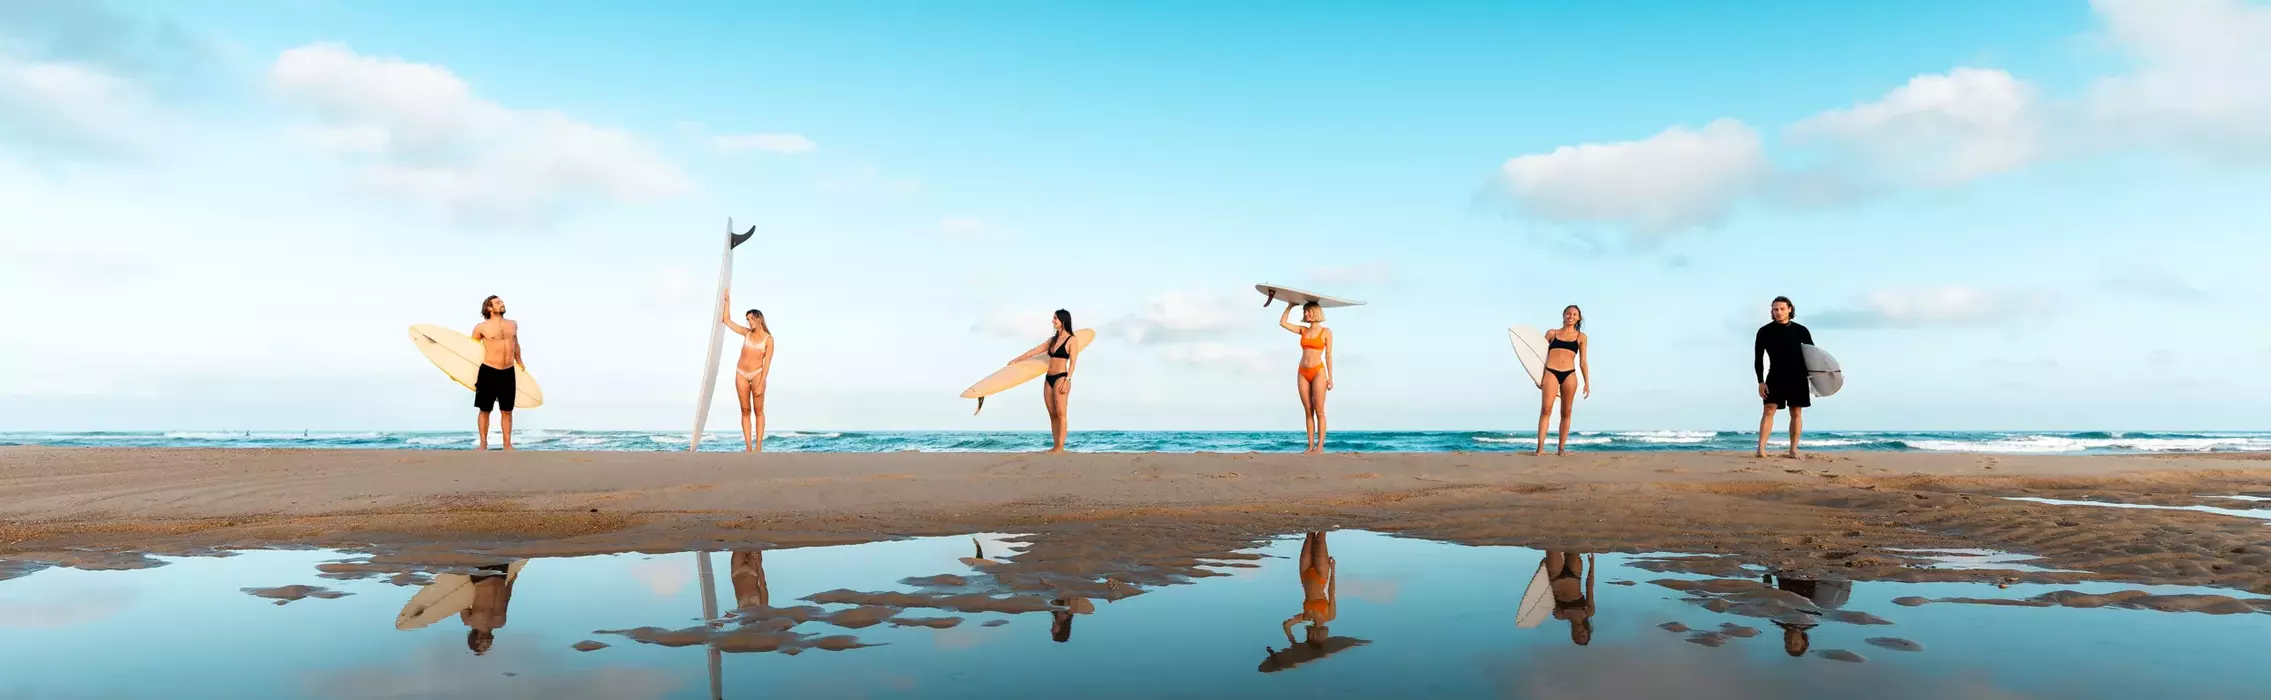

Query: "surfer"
<box><xmin>462</xmin><ymin>563</ymin><xmax>518</xmax><ymax>655</ymax></box>
<box><xmin>1534</xmin><ymin>305</ymin><xmax>1590</xmax><ymax>455</ymax></box>
<box><xmin>1546</xmin><ymin>551</ymin><xmax>1596</xmax><ymax>646</ymax></box>
<box><xmin>720</xmin><ymin>294</ymin><xmax>775</xmax><ymax>452</ymax></box>
<box><xmin>1008</xmin><ymin>310</ymin><xmax>1081</xmax><ymax>453</ymax></box>
<box><xmin>1282</xmin><ymin>532</ymin><xmax>1337</xmax><ymax>644</ymax></box>
<box><xmin>1279</xmin><ymin>302</ymin><xmax>1335</xmax><ymax>454</ymax></box>
<box><xmin>1754</xmin><ymin>296</ymin><xmax>1816</xmax><ymax>458</ymax></box>
<box><xmin>469</xmin><ymin>295</ymin><xmax>522</xmax><ymax>451</ymax></box>
<box><xmin>729</xmin><ymin>550</ymin><xmax>768</xmax><ymax>610</ymax></box>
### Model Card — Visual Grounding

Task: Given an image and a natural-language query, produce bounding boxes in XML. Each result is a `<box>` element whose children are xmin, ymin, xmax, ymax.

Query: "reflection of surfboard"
<box><xmin>691</xmin><ymin>222</ymin><xmax>757</xmax><ymax>452</ymax></box>
<box><xmin>1801</xmin><ymin>344</ymin><xmax>1843</xmax><ymax>397</ymax></box>
<box><xmin>408</xmin><ymin>325</ymin><xmax>543</xmax><ymax>409</ymax></box>
<box><xmin>1515</xmin><ymin>561</ymin><xmax>1551</xmax><ymax>628</ymax></box>
<box><xmin>1507</xmin><ymin>326</ymin><xmax>1548</xmax><ymax>389</ymax></box>
<box><xmin>1255</xmin><ymin>284</ymin><xmax>1364</xmax><ymax>308</ymax></box>
<box><xmin>394</xmin><ymin>560</ymin><xmax>525</xmax><ymax>631</ymax></box>
<box><xmin>961</xmin><ymin>329</ymin><xmax>1095</xmax><ymax>414</ymax></box>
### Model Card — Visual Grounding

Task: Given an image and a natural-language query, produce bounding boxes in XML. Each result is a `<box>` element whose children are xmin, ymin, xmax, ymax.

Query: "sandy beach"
<box><xmin>4</xmin><ymin>447</ymin><xmax>2269</xmax><ymax>595</ymax></box>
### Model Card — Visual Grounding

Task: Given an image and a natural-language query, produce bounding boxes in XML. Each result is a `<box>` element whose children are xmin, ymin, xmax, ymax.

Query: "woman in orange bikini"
<box><xmin>1008</xmin><ymin>310</ymin><xmax>1081</xmax><ymax>453</ymax></box>
<box><xmin>1278</xmin><ymin>302</ymin><xmax>1334</xmax><ymax>454</ymax></box>
<box><xmin>720</xmin><ymin>293</ymin><xmax>775</xmax><ymax>452</ymax></box>
<box><xmin>1535</xmin><ymin>305</ymin><xmax>1589</xmax><ymax>455</ymax></box>
<box><xmin>1281</xmin><ymin>531</ymin><xmax>1336</xmax><ymax>644</ymax></box>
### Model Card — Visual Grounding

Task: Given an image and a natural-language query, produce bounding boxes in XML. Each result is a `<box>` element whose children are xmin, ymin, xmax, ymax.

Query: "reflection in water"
<box><xmin>393</xmin><ymin>560</ymin><xmax>526</xmax><ymax>656</ymax></box>
<box><xmin>1765</xmin><ymin>573</ymin><xmax>1850</xmax><ymax>658</ymax></box>
<box><xmin>1546</xmin><ymin>551</ymin><xmax>1596</xmax><ymax>646</ymax></box>
<box><xmin>1261</xmin><ymin>531</ymin><xmax>1370</xmax><ymax>672</ymax></box>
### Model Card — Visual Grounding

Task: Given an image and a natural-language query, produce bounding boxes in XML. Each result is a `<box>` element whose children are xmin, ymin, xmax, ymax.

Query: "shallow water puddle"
<box><xmin>2008</xmin><ymin>496</ymin><xmax>2271</xmax><ymax>521</ymax></box>
<box><xmin>2</xmin><ymin>532</ymin><xmax>2268</xmax><ymax>699</ymax></box>
<box><xmin>1879</xmin><ymin>547</ymin><xmax>2088</xmax><ymax>574</ymax></box>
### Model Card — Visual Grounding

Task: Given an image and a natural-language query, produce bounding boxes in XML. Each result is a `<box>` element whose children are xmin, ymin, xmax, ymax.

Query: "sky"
<box><xmin>2</xmin><ymin>0</ymin><xmax>2268</xmax><ymax>433</ymax></box>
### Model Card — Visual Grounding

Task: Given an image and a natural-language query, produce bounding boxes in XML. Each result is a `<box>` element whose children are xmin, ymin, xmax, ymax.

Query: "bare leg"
<box><xmin>476</xmin><ymin>411</ymin><xmax>490</xmax><ymax>451</ymax></box>
<box><xmin>1053</xmin><ymin>384</ymin><xmax>1070</xmax><ymax>452</ymax></box>
<box><xmin>1043</xmin><ymin>381</ymin><xmax>1068</xmax><ymax>453</ymax></box>
<box><xmin>1756</xmin><ymin>404</ymin><xmax>1778</xmax><ymax>458</ymax></box>
<box><xmin>1556</xmin><ymin>373</ymin><xmax>1578</xmax><ymax>455</ymax></box>
<box><xmin>1307</xmin><ymin>374</ymin><xmax>1329</xmax><ymax>454</ymax></box>
<box><xmin>1787</xmin><ymin>406</ymin><xmax>1804</xmax><ymax>458</ymax></box>
<box><xmin>734</xmin><ymin>375</ymin><xmax>755</xmax><ymax>452</ymax></box>
<box><xmin>1296</xmin><ymin>374</ymin><xmax>1316</xmax><ymax>453</ymax></box>
<box><xmin>1535</xmin><ymin>378</ymin><xmax>1558</xmax><ymax>455</ymax></box>
<box><xmin>752</xmin><ymin>391</ymin><xmax>767</xmax><ymax>453</ymax></box>
<box><xmin>499</xmin><ymin>411</ymin><xmax>513</xmax><ymax>451</ymax></box>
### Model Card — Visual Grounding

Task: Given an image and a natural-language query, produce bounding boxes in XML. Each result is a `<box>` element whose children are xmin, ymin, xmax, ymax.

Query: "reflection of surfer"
<box><xmin>1754</xmin><ymin>296</ymin><xmax>1815</xmax><ymax>459</ymax></box>
<box><xmin>719</xmin><ymin>294</ymin><xmax>775</xmax><ymax>453</ymax></box>
<box><xmin>1546</xmin><ymin>551</ymin><xmax>1595</xmax><ymax>646</ymax></box>
<box><xmin>729</xmin><ymin>550</ymin><xmax>768</xmax><ymax>610</ymax></box>
<box><xmin>1261</xmin><ymin>532</ymin><xmax>1368</xmax><ymax>671</ymax></box>
<box><xmin>1763</xmin><ymin>573</ymin><xmax>1849</xmax><ymax>657</ymax></box>
<box><xmin>469</xmin><ymin>295</ymin><xmax>523</xmax><ymax>451</ymax></box>
<box><xmin>1534</xmin><ymin>305</ymin><xmax>1590</xmax><ymax>456</ymax></box>
<box><xmin>462</xmin><ymin>564</ymin><xmax>518</xmax><ymax>655</ymax></box>
<box><xmin>1007</xmin><ymin>310</ymin><xmax>1081</xmax><ymax>453</ymax></box>
<box><xmin>1278</xmin><ymin>302</ymin><xmax>1334</xmax><ymax>454</ymax></box>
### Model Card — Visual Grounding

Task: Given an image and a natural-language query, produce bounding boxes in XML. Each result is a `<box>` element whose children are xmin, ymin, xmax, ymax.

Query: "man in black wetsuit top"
<box><xmin>1754</xmin><ymin>296</ymin><xmax>1814</xmax><ymax>458</ymax></box>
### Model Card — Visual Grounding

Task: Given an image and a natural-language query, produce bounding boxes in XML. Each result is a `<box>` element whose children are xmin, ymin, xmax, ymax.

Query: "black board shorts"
<box><xmin>475</xmin><ymin>364</ymin><xmax>517</xmax><ymax>412</ymax></box>
<box><xmin>1764</xmin><ymin>375</ymin><xmax>1810</xmax><ymax>409</ymax></box>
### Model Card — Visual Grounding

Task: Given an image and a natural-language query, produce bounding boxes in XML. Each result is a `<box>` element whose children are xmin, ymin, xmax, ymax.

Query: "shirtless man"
<box><xmin>470</xmin><ymin>295</ymin><xmax>523</xmax><ymax>451</ymax></box>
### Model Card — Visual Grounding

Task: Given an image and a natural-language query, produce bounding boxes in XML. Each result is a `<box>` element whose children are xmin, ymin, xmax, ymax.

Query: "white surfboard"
<box><xmin>691</xmin><ymin>221</ymin><xmax>756</xmax><ymax>452</ymax></box>
<box><xmin>1515</xmin><ymin>561</ymin><xmax>1552</xmax><ymax>629</ymax></box>
<box><xmin>1256</xmin><ymin>284</ymin><xmax>1364</xmax><ymax>308</ymax></box>
<box><xmin>1507</xmin><ymin>326</ymin><xmax>1548</xmax><ymax>389</ymax></box>
<box><xmin>395</xmin><ymin>560</ymin><xmax>525</xmax><ymax>630</ymax></box>
<box><xmin>1802</xmin><ymin>344</ymin><xmax>1843</xmax><ymax>397</ymax></box>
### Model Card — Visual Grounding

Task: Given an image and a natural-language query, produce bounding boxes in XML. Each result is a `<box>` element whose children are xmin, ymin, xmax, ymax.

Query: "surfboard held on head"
<box><xmin>1256</xmin><ymin>284</ymin><xmax>1365</xmax><ymax>309</ymax></box>
<box><xmin>408</xmin><ymin>324</ymin><xmax>544</xmax><ymax>408</ymax></box>
<box><xmin>962</xmin><ymin>328</ymin><xmax>1096</xmax><ymax>414</ymax></box>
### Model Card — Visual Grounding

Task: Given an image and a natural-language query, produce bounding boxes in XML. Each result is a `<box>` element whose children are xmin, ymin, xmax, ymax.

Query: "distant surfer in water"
<box><xmin>720</xmin><ymin>294</ymin><xmax>775</xmax><ymax>452</ymax></box>
<box><xmin>1008</xmin><ymin>310</ymin><xmax>1081</xmax><ymax>453</ymax></box>
<box><xmin>1535</xmin><ymin>305</ymin><xmax>1590</xmax><ymax>455</ymax></box>
<box><xmin>469</xmin><ymin>295</ymin><xmax>522</xmax><ymax>451</ymax></box>
<box><xmin>1754</xmin><ymin>296</ymin><xmax>1815</xmax><ymax>458</ymax></box>
<box><xmin>1279</xmin><ymin>302</ymin><xmax>1335</xmax><ymax>454</ymax></box>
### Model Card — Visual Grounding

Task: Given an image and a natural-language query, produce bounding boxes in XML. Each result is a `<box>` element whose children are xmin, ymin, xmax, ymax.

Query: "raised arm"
<box><xmin>719</xmin><ymin>294</ymin><xmax>751</xmax><ymax>336</ymax></box>
<box><xmin>1278</xmin><ymin>305</ymin><xmax>1303</xmax><ymax>333</ymax></box>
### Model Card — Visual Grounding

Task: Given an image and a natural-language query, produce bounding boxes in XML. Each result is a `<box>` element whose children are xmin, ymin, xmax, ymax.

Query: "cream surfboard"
<box><xmin>1802</xmin><ymin>344</ymin><xmax>1843</xmax><ymax>397</ymax></box>
<box><xmin>962</xmin><ymin>329</ymin><xmax>1095</xmax><ymax>414</ymax></box>
<box><xmin>408</xmin><ymin>325</ymin><xmax>543</xmax><ymax>409</ymax></box>
<box><xmin>1515</xmin><ymin>561</ymin><xmax>1552</xmax><ymax>628</ymax></box>
<box><xmin>1507</xmin><ymin>325</ymin><xmax>1549</xmax><ymax>389</ymax></box>
<box><xmin>690</xmin><ymin>221</ymin><xmax>756</xmax><ymax>452</ymax></box>
<box><xmin>1255</xmin><ymin>284</ymin><xmax>1365</xmax><ymax>308</ymax></box>
<box><xmin>394</xmin><ymin>560</ymin><xmax>526</xmax><ymax>630</ymax></box>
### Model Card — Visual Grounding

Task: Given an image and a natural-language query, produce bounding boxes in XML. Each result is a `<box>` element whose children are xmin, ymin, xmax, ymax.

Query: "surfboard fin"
<box><xmin>972</xmin><ymin>397</ymin><xmax>985</xmax><ymax>415</ymax></box>
<box><xmin>729</xmin><ymin>225</ymin><xmax>755</xmax><ymax>249</ymax></box>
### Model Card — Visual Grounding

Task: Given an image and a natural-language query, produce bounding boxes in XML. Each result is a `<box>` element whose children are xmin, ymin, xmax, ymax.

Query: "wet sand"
<box><xmin>4</xmin><ymin>447</ymin><xmax>2271</xmax><ymax>594</ymax></box>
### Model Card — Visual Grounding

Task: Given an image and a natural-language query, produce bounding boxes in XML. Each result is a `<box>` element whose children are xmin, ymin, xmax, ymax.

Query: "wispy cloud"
<box><xmin>1790</xmin><ymin>67</ymin><xmax>2046</xmax><ymax>187</ymax></box>
<box><xmin>1305</xmin><ymin>263</ymin><xmax>1393</xmax><ymax>287</ymax></box>
<box><xmin>1491</xmin><ymin>119</ymin><xmax>1769</xmax><ymax>237</ymax></box>
<box><xmin>1811</xmin><ymin>286</ymin><xmax>2054</xmax><ymax>329</ymax></box>
<box><xmin>1114</xmin><ymin>292</ymin><xmax>1249</xmax><ymax>345</ymax></box>
<box><xmin>1161</xmin><ymin>343</ymin><xmax>1271</xmax><ymax>375</ymax></box>
<box><xmin>2099</xmin><ymin>265</ymin><xmax>2206</xmax><ymax>300</ymax></box>
<box><xmin>707</xmin><ymin>132</ymin><xmax>817</xmax><ymax>155</ymax></box>
<box><xmin>0</xmin><ymin>1</ymin><xmax>219</xmax><ymax>161</ymax></box>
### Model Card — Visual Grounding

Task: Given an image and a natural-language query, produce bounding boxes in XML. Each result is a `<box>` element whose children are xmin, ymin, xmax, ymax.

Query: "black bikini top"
<box><xmin>1048</xmin><ymin>333</ymin><xmax>1072</xmax><ymax>359</ymax></box>
<box><xmin>1547</xmin><ymin>333</ymin><xmax>1580</xmax><ymax>352</ymax></box>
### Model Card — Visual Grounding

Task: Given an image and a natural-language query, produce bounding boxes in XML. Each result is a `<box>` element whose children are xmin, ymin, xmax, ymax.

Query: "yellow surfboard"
<box><xmin>408</xmin><ymin>324</ymin><xmax>544</xmax><ymax>409</ymax></box>
<box><xmin>962</xmin><ymin>329</ymin><xmax>1094</xmax><ymax>414</ymax></box>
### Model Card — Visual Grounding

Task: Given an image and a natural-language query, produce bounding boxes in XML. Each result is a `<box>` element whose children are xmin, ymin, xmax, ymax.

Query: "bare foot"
<box><xmin>501</xmin><ymin>445</ymin><xmax>515</xmax><ymax>451</ymax></box>
<box><xmin>1754</xmin><ymin>450</ymin><xmax>1768</xmax><ymax>459</ymax></box>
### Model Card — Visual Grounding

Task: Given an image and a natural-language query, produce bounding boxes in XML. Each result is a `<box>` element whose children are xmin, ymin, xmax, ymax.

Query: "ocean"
<box><xmin>3</xmin><ymin>430</ymin><xmax>2267</xmax><ymax>454</ymax></box>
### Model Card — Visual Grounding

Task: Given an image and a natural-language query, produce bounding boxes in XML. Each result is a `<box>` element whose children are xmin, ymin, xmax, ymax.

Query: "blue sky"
<box><xmin>3</xmin><ymin>0</ymin><xmax>2268</xmax><ymax>432</ymax></box>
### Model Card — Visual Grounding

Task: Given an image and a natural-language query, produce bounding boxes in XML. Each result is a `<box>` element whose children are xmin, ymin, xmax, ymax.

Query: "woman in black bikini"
<box><xmin>1546</xmin><ymin>550</ymin><xmax>1595</xmax><ymax>646</ymax></box>
<box><xmin>1535</xmin><ymin>305</ymin><xmax>1590</xmax><ymax>455</ymax></box>
<box><xmin>1008</xmin><ymin>310</ymin><xmax>1080</xmax><ymax>453</ymax></box>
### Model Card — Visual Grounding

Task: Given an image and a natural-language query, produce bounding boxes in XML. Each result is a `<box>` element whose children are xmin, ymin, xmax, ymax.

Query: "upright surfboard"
<box><xmin>961</xmin><ymin>329</ymin><xmax>1096</xmax><ymax>414</ymax></box>
<box><xmin>691</xmin><ymin>221</ymin><xmax>757</xmax><ymax>452</ymax></box>
<box><xmin>1507</xmin><ymin>325</ymin><xmax>1548</xmax><ymax>389</ymax></box>
<box><xmin>1255</xmin><ymin>283</ymin><xmax>1364</xmax><ymax>308</ymax></box>
<box><xmin>1802</xmin><ymin>344</ymin><xmax>1843</xmax><ymax>397</ymax></box>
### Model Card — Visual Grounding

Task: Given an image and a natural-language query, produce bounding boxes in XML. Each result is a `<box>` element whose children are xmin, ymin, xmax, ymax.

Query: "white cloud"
<box><xmin>1495</xmin><ymin>119</ymin><xmax>1770</xmax><ymax>236</ymax></box>
<box><xmin>1305</xmin><ymin>263</ymin><xmax>1393</xmax><ymax>286</ymax></box>
<box><xmin>1115</xmin><ymin>292</ymin><xmax>1249</xmax><ymax>345</ymax></box>
<box><xmin>1812</xmin><ymin>285</ymin><xmax>2055</xmax><ymax>329</ymax></box>
<box><xmin>1161</xmin><ymin>343</ymin><xmax>1271</xmax><ymax>375</ymax></box>
<box><xmin>709</xmin><ymin>132</ymin><xmax>817</xmax><ymax>155</ymax></box>
<box><xmin>626</xmin><ymin>556</ymin><xmax>692</xmax><ymax>597</ymax></box>
<box><xmin>1791</xmin><ymin>67</ymin><xmax>2044</xmax><ymax>185</ymax></box>
<box><xmin>2088</xmin><ymin>0</ymin><xmax>2271</xmax><ymax>161</ymax></box>
<box><xmin>0</xmin><ymin>51</ymin><xmax>163</xmax><ymax>159</ymax></box>
<box><xmin>269</xmin><ymin>43</ymin><xmax>691</xmax><ymax>226</ymax></box>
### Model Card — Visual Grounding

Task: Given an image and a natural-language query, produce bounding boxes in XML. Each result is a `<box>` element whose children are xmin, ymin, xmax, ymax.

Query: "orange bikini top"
<box><xmin>1300</xmin><ymin>331</ymin><xmax>1327</xmax><ymax>350</ymax></box>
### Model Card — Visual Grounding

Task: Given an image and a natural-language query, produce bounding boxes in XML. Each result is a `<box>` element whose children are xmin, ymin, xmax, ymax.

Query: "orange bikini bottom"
<box><xmin>1299</xmin><ymin>364</ymin><xmax>1324</xmax><ymax>383</ymax></box>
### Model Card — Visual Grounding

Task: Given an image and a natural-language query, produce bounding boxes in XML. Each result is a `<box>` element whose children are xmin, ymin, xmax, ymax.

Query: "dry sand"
<box><xmin>3</xmin><ymin>447</ymin><xmax>2271</xmax><ymax>595</ymax></box>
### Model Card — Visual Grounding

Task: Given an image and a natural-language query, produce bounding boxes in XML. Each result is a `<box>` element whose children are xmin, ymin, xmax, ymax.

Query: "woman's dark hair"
<box><xmin>745</xmin><ymin>309</ymin><xmax>767</xmax><ymax>333</ymax></box>
<box><xmin>1054</xmin><ymin>309</ymin><xmax>1073</xmax><ymax>335</ymax></box>
<box><xmin>480</xmin><ymin>295</ymin><xmax>500</xmax><ymax>319</ymax></box>
<box><xmin>1772</xmin><ymin>296</ymin><xmax>1796</xmax><ymax>319</ymax></box>
<box><xmin>1565</xmin><ymin>305</ymin><xmax>1584</xmax><ymax>332</ymax></box>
